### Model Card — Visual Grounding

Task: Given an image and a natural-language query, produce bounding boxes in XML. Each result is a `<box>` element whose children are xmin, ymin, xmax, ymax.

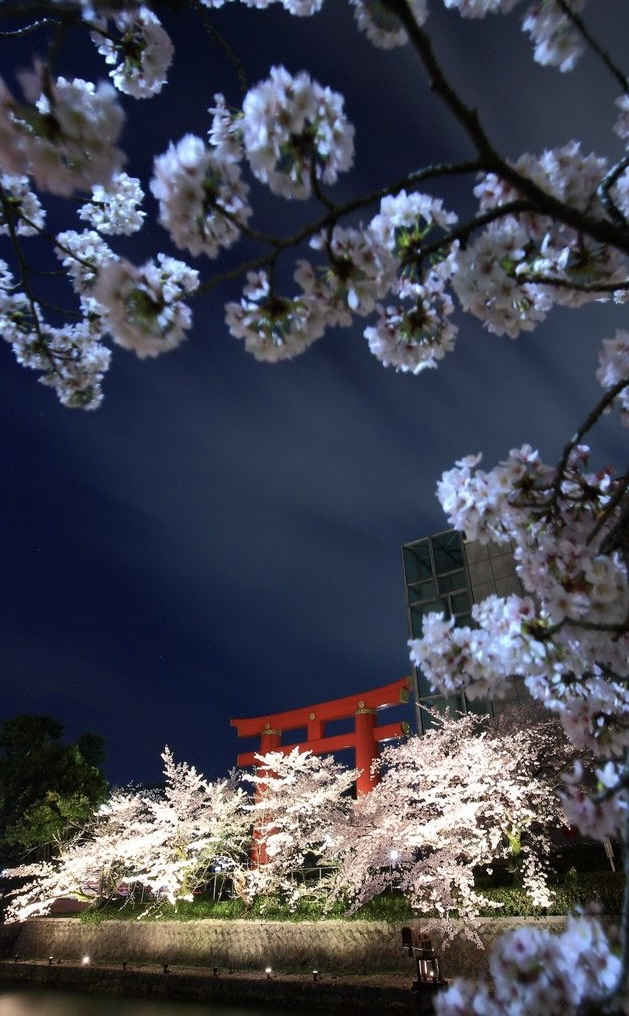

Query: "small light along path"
<box><xmin>0</xmin><ymin>956</ymin><xmax>419</xmax><ymax>1013</ymax></box>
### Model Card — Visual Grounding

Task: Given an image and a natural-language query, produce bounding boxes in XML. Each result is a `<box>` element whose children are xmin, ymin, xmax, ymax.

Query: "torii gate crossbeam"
<box><xmin>230</xmin><ymin>676</ymin><xmax>412</xmax><ymax>795</ymax></box>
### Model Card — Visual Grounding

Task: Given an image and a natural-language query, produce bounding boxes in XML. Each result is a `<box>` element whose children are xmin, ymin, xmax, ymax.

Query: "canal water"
<box><xmin>0</xmin><ymin>988</ymin><xmax>312</xmax><ymax>1016</ymax></box>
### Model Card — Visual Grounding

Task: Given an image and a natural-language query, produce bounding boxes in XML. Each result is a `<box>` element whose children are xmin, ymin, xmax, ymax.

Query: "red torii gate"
<box><xmin>230</xmin><ymin>676</ymin><xmax>412</xmax><ymax>796</ymax></box>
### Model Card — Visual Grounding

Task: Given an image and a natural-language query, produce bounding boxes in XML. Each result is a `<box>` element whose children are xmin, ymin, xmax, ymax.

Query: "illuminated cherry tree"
<box><xmin>242</xmin><ymin>746</ymin><xmax>358</xmax><ymax>903</ymax></box>
<box><xmin>2</xmin><ymin>0</ymin><xmax>629</xmax><ymax>1008</ymax></box>
<box><xmin>3</xmin><ymin>748</ymin><xmax>250</xmax><ymax>920</ymax></box>
<box><xmin>326</xmin><ymin>709</ymin><xmax>573</xmax><ymax>943</ymax></box>
<box><xmin>4</xmin><ymin>713</ymin><xmax>572</xmax><ymax>928</ymax></box>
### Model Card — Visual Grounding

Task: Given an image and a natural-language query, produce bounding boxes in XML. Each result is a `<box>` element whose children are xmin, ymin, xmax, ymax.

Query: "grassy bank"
<box><xmin>70</xmin><ymin>870</ymin><xmax>624</xmax><ymax>925</ymax></box>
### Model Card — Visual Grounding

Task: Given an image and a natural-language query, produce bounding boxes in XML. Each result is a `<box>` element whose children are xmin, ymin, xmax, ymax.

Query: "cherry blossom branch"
<box><xmin>417</xmin><ymin>198</ymin><xmax>534</xmax><ymax>259</ymax></box>
<box><xmin>198</xmin><ymin>158</ymin><xmax>482</xmax><ymax>294</ymax></box>
<box><xmin>385</xmin><ymin>0</ymin><xmax>498</xmax><ymax>164</ymax></box>
<box><xmin>555</xmin><ymin>0</ymin><xmax>629</xmax><ymax>93</ymax></box>
<box><xmin>597</xmin><ymin>156</ymin><xmax>629</xmax><ymax>231</ymax></box>
<box><xmin>0</xmin><ymin>182</ymin><xmax>51</xmax><ymax>360</ymax></box>
<box><xmin>551</xmin><ymin>380</ymin><xmax>629</xmax><ymax>508</ymax></box>
<box><xmin>390</xmin><ymin>0</ymin><xmax>629</xmax><ymax>256</ymax></box>
<box><xmin>520</xmin><ymin>275</ymin><xmax>629</xmax><ymax>295</ymax></box>
<box><xmin>0</xmin><ymin>18</ymin><xmax>58</xmax><ymax>37</ymax></box>
<box><xmin>186</xmin><ymin>0</ymin><xmax>248</xmax><ymax>95</ymax></box>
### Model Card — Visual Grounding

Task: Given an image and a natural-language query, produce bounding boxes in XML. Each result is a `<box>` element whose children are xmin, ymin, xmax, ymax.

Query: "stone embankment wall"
<box><xmin>13</xmin><ymin>916</ymin><xmax>567</xmax><ymax>978</ymax></box>
<box><xmin>0</xmin><ymin>924</ymin><xmax>20</xmax><ymax>958</ymax></box>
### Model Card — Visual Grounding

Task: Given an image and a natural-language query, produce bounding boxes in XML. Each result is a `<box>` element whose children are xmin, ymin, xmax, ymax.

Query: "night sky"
<box><xmin>1</xmin><ymin>1</ymin><xmax>627</xmax><ymax>788</ymax></box>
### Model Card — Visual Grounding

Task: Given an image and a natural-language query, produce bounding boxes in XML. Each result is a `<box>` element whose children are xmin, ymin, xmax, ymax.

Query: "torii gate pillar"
<box><xmin>354</xmin><ymin>707</ymin><xmax>378</xmax><ymax>795</ymax></box>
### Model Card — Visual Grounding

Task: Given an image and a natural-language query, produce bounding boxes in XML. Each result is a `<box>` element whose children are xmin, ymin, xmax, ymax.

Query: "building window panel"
<box><xmin>432</xmin><ymin>532</ymin><xmax>464</xmax><ymax>574</ymax></box>
<box><xmin>450</xmin><ymin>591</ymin><xmax>472</xmax><ymax>615</ymax></box>
<box><xmin>403</xmin><ymin>528</ymin><xmax>525</xmax><ymax>734</ymax></box>
<box><xmin>402</xmin><ymin>542</ymin><xmax>433</xmax><ymax>583</ymax></box>
<box><xmin>408</xmin><ymin>578</ymin><xmax>437</xmax><ymax>603</ymax></box>
<box><xmin>438</xmin><ymin>570</ymin><xmax>467</xmax><ymax>595</ymax></box>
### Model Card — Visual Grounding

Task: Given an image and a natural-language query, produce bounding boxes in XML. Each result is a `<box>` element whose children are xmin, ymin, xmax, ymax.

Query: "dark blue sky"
<box><xmin>1</xmin><ymin>0</ymin><xmax>627</xmax><ymax>786</ymax></box>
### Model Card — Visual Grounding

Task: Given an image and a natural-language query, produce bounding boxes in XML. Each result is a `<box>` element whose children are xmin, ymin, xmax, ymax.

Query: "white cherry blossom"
<box><xmin>93</xmin><ymin>254</ymin><xmax>199</xmax><ymax>358</ymax></box>
<box><xmin>0</xmin><ymin>264</ymin><xmax>110</xmax><ymax>409</ymax></box>
<box><xmin>614</xmin><ymin>94</ymin><xmax>629</xmax><ymax>145</ymax></box>
<box><xmin>349</xmin><ymin>0</ymin><xmax>428</xmax><ymax>49</ymax></box>
<box><xmin>3</xmin><ymin>70</ymin><xmax>125</xmax><ymax>196</ymax></box>
<box><xmin>443</xmin><ymin>0</ymin><xmax>520</xmax><ymax>16</ymax></box>
<box><xmin>240</xmin><ymin>66</ymin><xmax>354</xmax><ymax>199</ymax></box>
<box><xmin>452</xmin><ymin>218</ymin><xmax>553</xmax><ymax>337</ymax></box>
<box><xmin>55</xmin><ymin>229</ymin><xmax>117</xmax><ymax>292</ymax></box>
<box><xmin>151</xmin><ymin>134</ymin><xmax>251</xmax><ymax>258</ymax></box>
<box><xmin>77</xmin><ymin>173</ymin><xmax>145</xmax><ymax>235</ymax></box>
<box><xmin>90</xmin><ymin>6</ymin><xmax>173</xmax><ymax>98</ymax></box>
<box><xmin>364</xmin><ymin>270</ymin><xmax>458</xmax><ymax>373</ymax></box>
<box><xmin>296</xmin><ymin>225</ymin><xmax>394</xmax><ymax>325</ymax></box>
<box><xmin>225</xmin><ymin>269</ymin><xmax>327</xmax><ymax>361</ymax></box>
<box><xmin>0</xmin><ymin>173</ymin><xmax>45</xmax><ymax>235</ymax></box>
<box><xmin>208</xmin><ymin>94</ymin><xmax>245</xmax><ymax>164</ymax></box>
<box><xmin>597</xmin><ymin>329</ymin><xmax>629</xmax><ymax>425</ymax></box>
<box><xmin>521</xmin><ymin>0</ymin><xmax>587</xmax><ymax>73</ymax></box>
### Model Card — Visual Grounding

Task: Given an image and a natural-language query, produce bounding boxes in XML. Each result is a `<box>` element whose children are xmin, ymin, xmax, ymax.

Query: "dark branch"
<box><xmin>555</xmin><ymin>0</ymin><xmax>629</xmax><ymax>93</ymax></box>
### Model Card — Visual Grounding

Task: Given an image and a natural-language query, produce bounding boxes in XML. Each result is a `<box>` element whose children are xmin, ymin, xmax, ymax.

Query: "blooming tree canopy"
<box><xmin>326</xmin><ymin>709</ymin><xmax>573</xmax><ymax>945</ymax></box>
<box><xmin>2</xmin><ymin>0</ymin><xmax>629</xmax><ymax>1009</ymax></box>
<box><xmin>242</xmin><ymin>746</ymin><xmax>358</xmax><ymax>902</ymax></box>
<box><xmin>3</xmin><ymin>713</ymin><xmax>574</xmax><ymax>932</ymax></box>
<box><xmin>3</xmin><ymin>748</ymin><xmax>251</xmax><ymax>921</ymax></box>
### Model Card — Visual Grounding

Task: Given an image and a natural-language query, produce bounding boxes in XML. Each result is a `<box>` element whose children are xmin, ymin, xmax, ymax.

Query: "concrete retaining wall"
<box><xmin>14</xmin><ymin>916</ymin><xmax>567</xmax><ymax>979</ymax></box>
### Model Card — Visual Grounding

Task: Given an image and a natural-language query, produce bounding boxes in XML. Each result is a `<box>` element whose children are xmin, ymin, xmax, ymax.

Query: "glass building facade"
<box><xmin>402</xmin><ymin>529</ymin><xmax>526</xmax><ymax>732</ymax></box>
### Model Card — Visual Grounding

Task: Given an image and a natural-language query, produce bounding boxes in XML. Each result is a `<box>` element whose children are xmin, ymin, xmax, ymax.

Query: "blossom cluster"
<box><xmin>225</xmin><ymin>187</ymin><xmax>460</xmax><ymax>367</ymax></box>
<box><xmin>93</xmin><ymin>254</ymin><xmax>199</xmax><ymax>359</ymax></box>
<box><xmin>445</xmin><ymin>0</ymin><xmax>588</xmax><ymax>72</ymax></box>
<box><xmin>597</xmin><ymin>330</ymin><xmax>629</xmax><ymax>426</ymax></box>
<box><xmin>349</xmin><ymin>0</ymin><xmax>427</xmax><ymax>49</ymax></box>
<box><xmin>412</xmin><ymin>443</ymin><xmax>629</xmax><ymax>723</ymax></box>
<box><xmin>0</xmin><ymin>173</ymin><xmax>45</xmax><ymax>235</ymax></box>
<box><xmin>219</xmin><ymin>124</ymin><xmax>629</xmax><ymax>369</ymax></box>
<box><xmin>1</xmin><ymin>1</ymin><xmax>626</xmax><ymax>405</ymax></box>
<box><xmin>326</xmin><ymin>710</ymin><xmax>568</xmax><ymax>944</ymax></box>
<box><xmin>0</xmin><ymin>69</ymin><xmax>125</xmax><ymax>196</ymax></box>
<box><xmin>435</xmin><ymin>909</ymin><xmax>621</xmax><ymax>1016</ymax></box>
<box><xmin>77</xmin><ymin>173</ymin><xmax>145</xmax><ymax>236</ymax></box>
<box><xmin>225</xmin><ymin>269</ymin><xmax>327</xmax><ymax>361</ymax></box>
<box><xmin>192</xmin><ymin>66</ymin><xmax>356</xmax><ymax>202</ymax></box>
<box><xmin>561</xmin><ymin>760</ymin><xmax>629</xmax><ymax>842</ymax></box>
<box><xmin>150</xmin><ymin>134</ymin><xmax>251</xmax><ymax>258</ymax></box>
<box><xmin>469</xmin><ymin>142</ymin><xmax>627</xmax><ymax>323</ymax></box>
<box><xmin>90</xmin><ymin>5</ymin><xmax>174</xmax><ymax>99</ymax></box>
<box><xmin>0</xmin><ymin>256</ymin><xmax>111</xmax><ymax>410</ymax></box>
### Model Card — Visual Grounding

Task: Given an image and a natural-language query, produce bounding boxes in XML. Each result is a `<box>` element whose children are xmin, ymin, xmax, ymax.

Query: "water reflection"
<box><xmin>0</xmin><ymin>989</ymin><xmax>299</xmax><ymax>1016</ymax></box>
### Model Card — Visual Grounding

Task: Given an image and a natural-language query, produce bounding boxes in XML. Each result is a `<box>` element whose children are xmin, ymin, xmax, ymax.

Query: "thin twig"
<box><xmin>187</xmin><ymin>0</ymin><xmax>248</xmax><ymax>95</ymax></box>
<box><xmin>552</xmin><ymin>381</ymin><xmax>629</xmax><ymax>505</ymax></box>
<box><xmin>555</xmin><ymin>0</ymin><xmax>629</xmax><ymax>93</ymax></box>
<box><xmin>597</xmin><ymin>156</ymin><xmax>629</xmax><ymax>232</ymax></box>
<box><xmin>418</xmin><ymin>199</ymin><xmax>533</xmax><ymax>259</ymax></box>
<box><xmin>0</xmin><ymin>17</ymin><xmax>57</xmax><ymax>36</ymax></box>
